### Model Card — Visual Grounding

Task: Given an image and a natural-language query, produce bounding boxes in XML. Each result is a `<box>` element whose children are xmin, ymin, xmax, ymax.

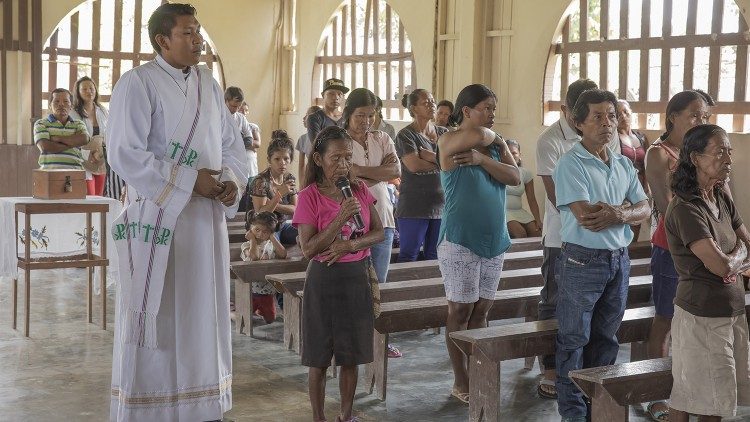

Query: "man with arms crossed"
<box><xmin>552</xmin><ymin>89</ymin><xmax>650</xmax><ymax>422</ymax></box>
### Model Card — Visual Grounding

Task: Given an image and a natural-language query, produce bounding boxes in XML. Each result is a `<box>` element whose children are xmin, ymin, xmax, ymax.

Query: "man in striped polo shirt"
<box><xmin>33</xmin><ymin>88</ymin><xmax>89</xmax><ymax>169</ymax></box>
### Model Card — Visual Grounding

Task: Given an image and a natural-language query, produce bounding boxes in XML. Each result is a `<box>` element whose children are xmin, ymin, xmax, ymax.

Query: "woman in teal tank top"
<box><xmin>437</xmin><ymin>84</ymin><xmax>520</xmax><ymax>403</ymax></box>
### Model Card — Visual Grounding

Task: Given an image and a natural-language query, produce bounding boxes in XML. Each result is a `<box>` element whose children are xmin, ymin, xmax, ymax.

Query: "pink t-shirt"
<box><xmin>292</xmin><ymin>181</ymin><xmax>376</xmax><ymax>263</ymax></box>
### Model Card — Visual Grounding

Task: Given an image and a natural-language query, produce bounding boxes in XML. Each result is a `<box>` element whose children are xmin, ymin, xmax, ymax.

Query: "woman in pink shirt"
<box><xmin>293</xmin><ymin>125</ymin><xmax>384</xmax><ymax>422</ymax></box>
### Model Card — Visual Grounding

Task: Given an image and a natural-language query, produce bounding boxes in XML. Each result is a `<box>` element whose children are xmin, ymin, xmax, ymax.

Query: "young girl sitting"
<box><xmin>241</xmin><ymin>211</ymin><xmax>288</xmax><ymax>324</ymax></box>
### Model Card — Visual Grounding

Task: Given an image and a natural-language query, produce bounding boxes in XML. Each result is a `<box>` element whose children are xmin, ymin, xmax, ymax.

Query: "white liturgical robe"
<box><xmin>107</xmin><ymin>54</ymin><xmax>247</xmax><ymax>421</ymax></box>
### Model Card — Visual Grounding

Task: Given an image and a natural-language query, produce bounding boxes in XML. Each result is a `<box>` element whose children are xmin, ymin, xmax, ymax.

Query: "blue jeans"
<box><xmin>555</xmin><ymin>242</ymin><xmax>629</xmax><ymax>419</ymax></box>
<box><xmin>396</xmin><ymin>218</ymin><xmax>441</xmax><ymax>262</ymax></box>
<box><xmin>650</xmin><ymin>245</ymin><xmax>679</xmax><ymax>317</ymax></box>
<box><xmin>539</xmin><ymin>246</ymin><xmax>562</xmax><ymax>370</ymax></box>
<box><xmin>276</xmin><ymin>221</ymin><xmax>298</xmax><ymax>246</ymax></box>
<box><xmin>370</xmin><ymin>228</ymin><xmax>395</xmax><ymax>283</ymax></box>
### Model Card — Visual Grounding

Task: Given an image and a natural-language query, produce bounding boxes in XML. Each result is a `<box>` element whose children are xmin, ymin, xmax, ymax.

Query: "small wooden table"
<box><xmin>13</xmin><ymin>202</ymin><xmax>109</xmax><ymax>337</ymax></box>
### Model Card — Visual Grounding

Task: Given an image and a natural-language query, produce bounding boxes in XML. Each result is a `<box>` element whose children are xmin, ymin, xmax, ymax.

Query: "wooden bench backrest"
<box><xmin>570</xmin><ymin>357</ymin><xmax>673</xmax><ymax>406</ymax></box>
<box><xmin>569</xmin><ymin>294</ymin><xmax>750</xmax><ymax>406</ymax></box>
<box><xmin>375</xmin><ymin>271</ymin><xmax>653</xmax><ymax>303</ymax></box>
<box><xmin>268</xmin><ymin>255</ymin><xmax>653</xmax><ymax>296</ymax></box>
<box><xmin>450</xmin><ymin>306</ymin><xmax>656</xmax><ymax>361</ymax></box>
<box><xmin>266</xmin><ymin>259</ymin><xmax>442</xmax><ymax>295</ymax></box>
<box><xmin>372</xmin><ymin>276</ymin><xmax>654</xmax><ymax>333</ymax></box>
<box><xmin>230</xmin><ymin>258</ymin><xmax>308</xmax><ymax>283</ymax></box>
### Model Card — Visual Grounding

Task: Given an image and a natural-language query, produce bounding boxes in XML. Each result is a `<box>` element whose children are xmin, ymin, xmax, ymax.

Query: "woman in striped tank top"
<box><xmin>643</xmin><ymin>90</ymin><xmax>713</xmax><ymax>421</ymax></box>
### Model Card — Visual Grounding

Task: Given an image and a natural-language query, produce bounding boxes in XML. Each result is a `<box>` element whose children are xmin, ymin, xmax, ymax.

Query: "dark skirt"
<box><xmin>301</xmin><ymin>258</ymin><xmax>374</xmax><ymax>367</ymax></box>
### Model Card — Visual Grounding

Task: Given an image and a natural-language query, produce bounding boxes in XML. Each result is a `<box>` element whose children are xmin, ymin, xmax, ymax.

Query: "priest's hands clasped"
<box><xmin>193</xmin><ymin>168</ymin><xmax>238</xmax><ymax>205</ymax></box>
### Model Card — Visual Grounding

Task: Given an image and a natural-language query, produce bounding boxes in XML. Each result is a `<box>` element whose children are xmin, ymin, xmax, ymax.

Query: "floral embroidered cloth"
<box><xmin>0</xmin><ymin>196</ymin><xmax>122</xmax><ymax>287</ymax></box>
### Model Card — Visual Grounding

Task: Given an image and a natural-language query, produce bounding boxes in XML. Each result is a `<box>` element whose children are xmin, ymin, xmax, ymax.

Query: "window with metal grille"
<box><xmin>41</xmin><ymin>0</ymin><xmax>224</xmax><ymax>110</ymax></box>
<box><xmin>312</xmin><ymin>0</ymin><xmax>416</xmax><ymax>121</ymax></box>
<box><xmin>544</xmin><ymin>0</ymin><xmax>750</xmax><ymax>132</ymax></box>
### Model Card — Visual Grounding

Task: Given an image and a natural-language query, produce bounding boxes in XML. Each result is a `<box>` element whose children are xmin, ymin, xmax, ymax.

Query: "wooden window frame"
<box><xmin>543</xmin><ymin>0</ymin><xmax>750</xmax><ymax>132</ymax></box>
<box><xmin>312</xmin><ymin>0</ymin><xmax>416</xmax><ymax>121</ymax></box>
<box><xmin>41</xmin><ymin>0</ymin><xmax>224</xmax><ymax>108</ymax></box>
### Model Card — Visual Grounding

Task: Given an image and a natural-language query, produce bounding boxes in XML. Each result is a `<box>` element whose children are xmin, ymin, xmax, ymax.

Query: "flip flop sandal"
<box><xmin>646</xmin><ymin>401</ymin><xmax>669</xmax><ymax>421</ymax></box>
<box><xmin>537</xmin><ymin>379</ymin><xmax>557</xmax><ymax>399</ymax></box>
<box><xmin>450</xmin><ymin>387</ymin><xmax>470</xmax><ymax>404</ymax></box>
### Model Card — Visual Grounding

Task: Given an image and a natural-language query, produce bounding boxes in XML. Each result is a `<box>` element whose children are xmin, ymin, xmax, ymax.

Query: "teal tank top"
<box><xmin>438</xmin><ymin>145</ymin><xmax>511</xmax><ymax>258</ymax></box>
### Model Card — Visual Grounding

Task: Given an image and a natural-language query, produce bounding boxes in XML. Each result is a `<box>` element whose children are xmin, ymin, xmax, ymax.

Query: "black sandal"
<box><xmin>537</xmin><ymin>379</ymin><xmax>557</xmax><ymax>399</ymax></box>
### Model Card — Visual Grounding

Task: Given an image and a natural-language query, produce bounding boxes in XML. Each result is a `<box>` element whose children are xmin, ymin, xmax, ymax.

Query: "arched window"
<box><xmin>41</xmin><ymin>0</ymin><xmax>224</xmax><ymax>109</ymax></box>
<box><xmin>313</xmin><ymin>0</ymin><xmax>415</xmax><ymax>121</ymax></box>
<box><xmin>543</xmin><ymin>0</ymin><xmax>750</xmax><ymax>132</ymax></box>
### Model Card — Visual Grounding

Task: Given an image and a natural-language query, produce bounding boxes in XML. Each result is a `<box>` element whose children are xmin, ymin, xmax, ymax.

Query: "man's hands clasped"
<box><xmin>579</xmin><ymin>202</ymin><xmax>625</xmax><ymax>232</ymax></box>
<box><xmin>194</xmin><ymin>168</ymin><xmax>238</xmax><ymax>206</ymax></box>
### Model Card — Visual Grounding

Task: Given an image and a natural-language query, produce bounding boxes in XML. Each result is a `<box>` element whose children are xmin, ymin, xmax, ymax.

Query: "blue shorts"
<box><xmin>651</xmin><ymin>245</ymin><xmax>679</xmax><ymax>317</ymax></box>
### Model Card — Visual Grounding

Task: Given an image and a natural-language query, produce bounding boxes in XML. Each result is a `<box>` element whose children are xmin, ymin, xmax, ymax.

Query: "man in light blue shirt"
<box><xmin>552</xmin><ymin>89</ymin><xmax>650</xmax><ymax>422</ymax></box>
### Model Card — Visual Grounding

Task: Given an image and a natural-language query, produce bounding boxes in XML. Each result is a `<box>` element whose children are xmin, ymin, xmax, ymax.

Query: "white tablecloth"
<box><xmin>0</xmin><ymin>196</ymin><xmax>122</xmax><ymax>286</ymax></box>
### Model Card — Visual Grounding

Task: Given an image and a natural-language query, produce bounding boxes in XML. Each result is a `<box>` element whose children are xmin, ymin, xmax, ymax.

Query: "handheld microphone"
<box><xmin>335</xmin><ymin>177</ymin><xmax>364</xmax><ymax>230</ymax></box>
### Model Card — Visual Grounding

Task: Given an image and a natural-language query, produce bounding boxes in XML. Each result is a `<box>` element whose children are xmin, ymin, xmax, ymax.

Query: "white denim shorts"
<box><xmin>437</xmin><ymin>240</ymin><xmax>505</xmax><ymax>303</ymax></box>
<box><xmin>669</xmin><ymin>305</ymin><xmax>750</xmax><ymax>417</ymax></box>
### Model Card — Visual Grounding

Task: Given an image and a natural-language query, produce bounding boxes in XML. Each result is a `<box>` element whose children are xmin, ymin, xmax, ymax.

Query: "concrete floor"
<box><xmin>1</xmin><ymin>268</ymin><xmax>749</xmax><ymax>421</ymax></box>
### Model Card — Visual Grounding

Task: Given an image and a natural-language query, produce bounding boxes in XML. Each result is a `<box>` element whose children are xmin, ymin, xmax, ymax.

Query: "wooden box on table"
<box><xmin>32</xmin><ymin>169</ymin><xmax>86</xmax><ymax>200</ymax></box>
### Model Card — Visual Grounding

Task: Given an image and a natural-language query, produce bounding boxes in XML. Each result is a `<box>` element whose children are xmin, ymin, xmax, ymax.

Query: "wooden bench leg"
<box><xmin>12</xmin><ymin>278</ymin><xmax>17</xmax><ymax>330</ymax></box>
<box><xmin>591</xmin><ymin>383</ymin><xmax>629</xmax><ymax>421</ymax></box>
<box><xmin>87</xmin><ymin>267</ymin><xmax>93</xmax><ymax>323</ymax></box>
<box><xmin>329</xmin><ymin>357</ymin><xmax>337</xmax><ymax>378</ymax></box>
<box><xmin>24</xmin><ymin>268</ymin><xmax>30</xmax><ymax>337</ymax></box>
<box><xmin>630</xmin><ymin>341</ymin><xmax>648</xmax><ymax>362</ymax></box>
<box><xmin>468</xmin><ymin>349</ymin><xmax>501</xmax><ymax>422</ymax></box>
<box><xmin>524</xmin><ymin>316</ymin><xmax>536</xmax><ymax>370</ymax></box>
<box><xmin>234</xmin><ymin>281</ymin><xmax>252</xmax><ymax>336</ymax></box>
<box><xmin>364</xmin><ymin>331</ymin><xmax>388</xmax><ymax>401</ymax></box>
<box><xmin>283</xmin><ymin>294</ymin><xmax>302</xmax><ymax>354</ymax></box>
<box><xmin>101</xmin><ymin>266</ymin><xmax>107</xmax><ymax>330</ymax></box>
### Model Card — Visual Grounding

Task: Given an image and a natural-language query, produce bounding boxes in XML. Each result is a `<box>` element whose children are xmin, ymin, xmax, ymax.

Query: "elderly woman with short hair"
<box><xmin>665</xmin><ymin>124</ymin><xmax>750</xmax><ymax>422</ymax></box>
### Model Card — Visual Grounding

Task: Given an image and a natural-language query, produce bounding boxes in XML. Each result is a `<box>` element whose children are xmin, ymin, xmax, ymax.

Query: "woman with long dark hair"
<box><xmin>394</xmin><ymin>89</ymin><xmax>448</xmax><ymax>262</ymax></box>
<box><xmin>665</xmin><ymin>124</ymin><xmax>750</xmax><ymax>421</ymax></box>
<box><xmin>294</xmin><ymin>125</ymin><xmax>384</xmax><ymax>422</ymax></box>
<box><xmin>643</xmin><ymin>89</ymin><xmax>712</xmax><ymax>421</ymax></box>
<box><xmin>437</xmin><ymin>84</ymin><xmax>519</xmax><ymax>402</ymax></box>
<box><xmin>247</xmin><ymin>130</ymin><xmax>298</xmax><ymax>245</ymax></box>
<box><xmin>70</xmin><ymin>76</ymin><xmax>125</xmax><ymax>198</ymax></box>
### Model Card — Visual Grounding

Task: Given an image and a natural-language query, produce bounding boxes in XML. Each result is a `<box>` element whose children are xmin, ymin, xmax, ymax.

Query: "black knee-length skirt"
<box><xmin>301</xmin><ymin>258</ymin><xmax>375</xmax><ymax>367</ymax></box>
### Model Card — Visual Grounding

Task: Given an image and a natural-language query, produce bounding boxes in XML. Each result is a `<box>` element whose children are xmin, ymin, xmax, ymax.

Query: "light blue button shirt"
<box><xmin>553</xmin><ymin>141</ymin><xmax>648</xmax><ymax>250</ymax></box>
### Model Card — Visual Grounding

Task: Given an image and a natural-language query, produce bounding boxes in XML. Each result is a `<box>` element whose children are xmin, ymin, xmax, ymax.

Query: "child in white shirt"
<box><xmin>241</xmin><ymin>211</ymin><xmax>287</xmax><ymax>323</ymax></box>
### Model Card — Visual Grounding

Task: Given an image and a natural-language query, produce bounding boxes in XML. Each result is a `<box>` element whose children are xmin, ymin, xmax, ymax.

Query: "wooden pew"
<box><xmin>449</xmin><ymin>307</ymin><xmax>656</xmax><ymax>422</ymax></box>
<box><xmin>268</xmin><ymin>259</ymin><xmax>443</xmax><ymax>352</ymax></box>
<box><xmin>228</xmin><ymin>228</ymin><xmax>248</xmax><ymax>243</ymax></box>
<box><xmin>229</xmin><ymin>242</ymin><xmax>400</xmax><ymax>263</ymax></box>
<box><xmin>268</xmin><ymin>254</ymin><xmax>651</xmax><ymax>354</ymax></box>
<box><xmin>570</xmin><ymin>358</ymin><xmax>672</xmax><ymax>422</ymax></box>
<box><xmin>568</xmin><ymin>294</ymin><xmax>750</xmax><ymax>422</ymax></box>
<box><xmin>266</xmin><ymin>252</ymin><xmax>539</xmax><ymax>353</ymax></box>
<box><xmin>227</xmin><ymin>211</ymin><xmax>246</xmax><ymax>223</ymax></box>
<box><xmin>229</xmin><ymin>258</ymin><xmax>308</xmax><ymax>336</ymax></box>
<box><xmin>364</xmin><ymin>274</ymin><xmax>654</xmax><ymax>401</ymax></box>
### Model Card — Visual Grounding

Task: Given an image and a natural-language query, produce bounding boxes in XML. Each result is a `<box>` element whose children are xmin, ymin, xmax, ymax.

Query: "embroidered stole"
<box><xmin>113</xmin><ymin>66</ymin><xmax>211</xmax><ymax>349</ymax></box>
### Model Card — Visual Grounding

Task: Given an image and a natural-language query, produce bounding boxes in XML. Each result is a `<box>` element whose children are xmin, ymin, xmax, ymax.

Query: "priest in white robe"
<box><xmin>106</xmin><ymin>4</ymin><xmax>247</xmax><ymax>421</ymax></box>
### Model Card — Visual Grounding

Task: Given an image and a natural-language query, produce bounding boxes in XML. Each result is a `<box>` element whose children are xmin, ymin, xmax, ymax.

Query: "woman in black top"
<box><xmin>248</xmin><ymin>130</ymin><xmax>298</xmax><ymax>245</ymax></box>
<box><xmin>394</xmin><ymin>89</ymin><xmax>448</xmax><ymax>262</ymax></box>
